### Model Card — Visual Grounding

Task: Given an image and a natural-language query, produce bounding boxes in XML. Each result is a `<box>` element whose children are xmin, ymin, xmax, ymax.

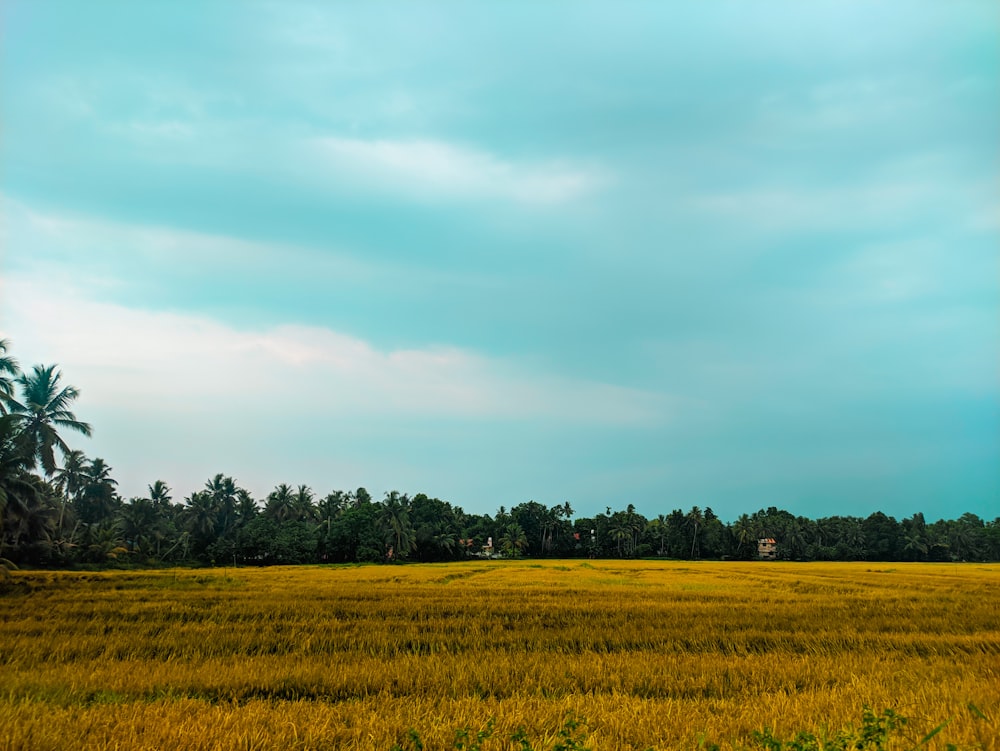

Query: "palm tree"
<box><xmin>81</xmin><ymin>519</ymin><xmax>127</xmax><ymax>563</ymax></box>
<box><xmin>185</xmin><ymin>490</ymin><xmax>217</xmax><ymax>556</ymax></box>
<box><xmin>380</xmin><ymin>491</ymin><xmax>415</xmax><ymax>561</ymax></box>
<box><xmin>0</xmin><ymin>339</ymin><xmax>20</xmax><ymax>415</ymax></box>
<box><xmin>120</xmin><ymin>497</ymin><xmax>157</xmax><ymax>555</ymax></box>
<box><xmin>318</xmin><ymin>491</ymin><xmax>347</xmax><ymax>525</ymax></box>
<box><xmin>2</xmin><ymin>475</ymin><xmax>58</xmax><ymax>561</ymax></box>
<box><xmin>52</xmin><ymin>449</ymin><xmax>90</xmax><ymax>536</ymax></box>
<box><xmin>5</xmin><ymin>364</ymin><xmax>92</xmax><ymax>475</ymax></box>
<box><xmin>902</xmin><ymin>532</ymin><xmax>928</xmax><ymax>561</ymax></box>
<box><xmin>292</xmin><ymin>484</ymin><xmax>317</xmax><ymax>523</ymax></box>
<box><xmin>148</xmin><ymin>480</ymin><xmax>172</xmax><ymax>508</ymax></box>
<box><xmin>784</xmin><ymin>519</ymin><xmax>807</xmax><ymax>560</ymax></box>
<box><xmin>651</xmin><ymin>514</ymin><xmax>668</xmax><ymax>556</ymax></box>
<box><xmin>53</xmin><ymin>449</ymin><xmax>89</xmax><ymax>500</ymax></box>
<box><xmin>686</xmin><ymin>506</ymin><xmax>703</xmax><ymax>559</ymax></box>
<box><xmin>499</xmin><ymin>522</ymin><xmax>527</xmax><ymax>557</ymax></box>
<box><xmin>265</xmin><ymin>483</ymin><xmax>296</xmax><ymax>523</ymax></box>
<box><xmin>541</xmin><ymin>507</ymin><xmax>559</xmax><ymax>555</ymax></box>
<box><xmin>76</xmin><ymin>457</ymin><xmax>118</xmax><ymax>524</ymax></box>
<box><xmin>235</xmin><ymin>488</ymin><xmax>257</xmax><ymax>525</ymax></box>
<box><xmin>139</xmin><ymin>481</ymin><xmax>175</xmax><ymax>557</ymax></box>
<box><xmin>731</xmin><ymin>513</ymin><xmax>755</xmax><ymax>559</ymax></box>
<box><xmin>901</xmin><ymin>513</ymin><xmax>927</xmax><ymax>561</ymax></box>
<box><xmin>205</xmin><ymin>474</ymin><xmax>238</xmax><ymax>537</ymax></box>
<box><xmin>609</xmin><ymin>519</ymin><xmax>631</xmax><ymax>557</ymax></box>
<box><xmin>0</xmin><ymin>415</ymin><xmax>41</xmax><ymax>557</ymax></box>
<box><xmin>842</xmin><ymin>518</ymin><xmax>867</xmax><ymax>560</ymax></box>
<box><xmin>0</xmin><ymin>410</ymin><xmax>32</xmax><ymax>559</ymax></box>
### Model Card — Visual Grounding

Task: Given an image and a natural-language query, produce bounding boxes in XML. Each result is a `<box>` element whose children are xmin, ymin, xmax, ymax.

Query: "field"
<box><xmin>1</xmin><ymin>561</ymin><xmax>998</xmax><ymax>750</ymax></box>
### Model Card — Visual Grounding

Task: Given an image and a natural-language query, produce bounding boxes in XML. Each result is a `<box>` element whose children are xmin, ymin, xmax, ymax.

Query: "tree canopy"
<box><xmin>1</xmin><ymin>338</ymin><xmax>998</xmax><ymax>568</ymax></box>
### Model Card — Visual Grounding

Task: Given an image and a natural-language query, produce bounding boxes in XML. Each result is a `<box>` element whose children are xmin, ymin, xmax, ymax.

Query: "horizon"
<box><xmin>2</xmin><ymin>1</ymin><xmax>998</xmax><ymax>521</ymax></box>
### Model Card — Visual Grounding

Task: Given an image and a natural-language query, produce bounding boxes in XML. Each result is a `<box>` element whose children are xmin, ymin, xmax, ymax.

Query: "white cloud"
<box><xmin>0</xmin><ymin>274</ymin><xmax>665</xmax><ymax>426</ymax></box>
<box><xmin>752</xmin><ymin>77</ymin><xmax>924</xmax><ymax>139</ymax></box>
<box><xmin>0</xmin><ymin>195</ymin><xmax>378</xmax><ymax>290</ymax></box>
<box><xmin>311</xmin><ymin>136</ymin><xmax>604</xmax><ymax>205</ymax></box>
<box><xmin>690</xmin><ymin>177</ymin><xmax>975</xmax><ymax>234</ymax></box>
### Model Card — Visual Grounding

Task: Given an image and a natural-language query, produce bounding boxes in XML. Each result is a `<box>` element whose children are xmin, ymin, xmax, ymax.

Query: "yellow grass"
<box><xmin>1</xmin><ymin>561</ymin><xmax>997</xmax><ymax>750</ymax></box>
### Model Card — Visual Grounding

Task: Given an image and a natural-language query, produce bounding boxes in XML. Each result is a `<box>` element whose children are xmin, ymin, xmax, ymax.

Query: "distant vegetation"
<box><xmin>2</xmin><ymin>562</ymin><xmax>997</xmax><ymax>748</ymax></box>
<box><xmin>2</xmin><ymin>337</ymin><xmax>998</xmax><ymax>568</ymax></box>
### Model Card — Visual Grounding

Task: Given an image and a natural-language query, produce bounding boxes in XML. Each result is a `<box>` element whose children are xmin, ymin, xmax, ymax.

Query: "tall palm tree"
<box><xmin>499</xmin><ymin>522</ymin><xmax>527</xmax><ymax>557</ymax></box>
<box><xmin>148</xmin><ymin>480</ymin><xmax>172</xmax><ymax>509</ymax></box>
<box><xmin>52</xmin><ymin>449</ymin><xmax>90</xmax><ymax>536</ymax></box>
<box><xmin>5</xmin><ymin>364</ymin><xmax>92</xmax><ymax>475</ymax></box>
<box><xmin>0</xmin><ymin>415</ymin><xmax>39</xmax><ymax>554</ymax></box>
<box><xmin>235</xmin><ymin>488</ymin><xmax>257</xmax><ymax>525</ymax></box>
<box><xmin>732</xmin><ymin>514</ymin><xmax>754</xmax><ymax>558</ymax></box>
<box><xmin>380</xmin><ymin>490</ymin><xmax>415</xmax><ymax>560</ymax></box>
<box><xmin>609</xmin><ymin>519</ymin><xmax>631</xmax><ymax>557</ymax></box>
<box><xmin>76</xmin><ymin>457</ymin><xmax>118</xmax><ymax>524</ymax></box>
<box><xmin>205</xmin><ymin>474</ymin><xmax>238</xmax><ymax>536</ymax></box>
<box><xmin>293</xmin><ymin>484</ymin><xmax>317</xmax><ymax>523</ymax></box>
<box><xmin>650</xmin><ymin>514</ymin><xmax>668</xmax><ymax>556</ymax></box>
<box><xmin>0</xmin><ymin>339</ymin><xmax>20</xmax><ymax>415</ymax></box>
<box><xmin>265</xmin><ymin>483</ymin><xmax>296</xmax><ymax>523</ymax></box>
<box><xmin>2</xmin><ymin>475</ymin><xmax>58</xmax><ymax>560</ymax></box>
<box><xmin>140</xmin><ymin>481</ymin><xmax>175</xmax><ymax>557</ymax></box>
<box><xmin>53</xmin><ymin>449</ymin><xmax>89</xmax><ymax>501</ymax></box>
<box><xmin>185</xmin><ymin>490</ymin><xmax>218</xmax><ymax>553</ymax></box>
<box><xmin>686</xmin><ymin>506</ymin><xmax>703</xmax><ymax>559</ymax></box>
<box><xmin>120</xmin><ymin>497</ymin><xmax>157</xmax><ymax>555</ymax></box>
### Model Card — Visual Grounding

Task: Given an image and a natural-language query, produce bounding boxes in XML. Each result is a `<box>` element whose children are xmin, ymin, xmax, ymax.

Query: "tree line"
<box><xmin>2</xmin><ymin>338</ymin><xmax>998</xmax><ymax>567</ymax></box>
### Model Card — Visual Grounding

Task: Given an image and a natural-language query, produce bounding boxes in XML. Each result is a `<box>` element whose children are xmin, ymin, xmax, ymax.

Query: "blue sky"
<box><xmin>2</xmin><ymin>1</ymin><xmax>997</xmax><ymax>521</ymax></box>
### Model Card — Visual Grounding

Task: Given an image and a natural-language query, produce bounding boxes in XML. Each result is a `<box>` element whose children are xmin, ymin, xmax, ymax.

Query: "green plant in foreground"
<box><xmin>745</xmin><ymin>705</ymin><xmax>986</xmax><ymax>751</ymax></box>
<box><xmin>391</xmin><ymin>706</ymin><xmax>991</xmax><ymax>751</ymax></box>
<box><xmin>393</xmin><ymin>714</ymin><xmax>591</xmax><ymax>751</ymax></box>
<box><xmin>750</xmin><ymin>707</ymin><xmax>907</xmax><ymax>751</ymax></box>
<box><xmin>454</xmin><ymin>718</ymin><xmax>495</xmax><ymax>751</ymax></box>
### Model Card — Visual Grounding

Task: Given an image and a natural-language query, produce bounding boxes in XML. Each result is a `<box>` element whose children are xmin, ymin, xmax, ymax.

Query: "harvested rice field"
<box><xmin>1</xmin><ymin>561</ymin><xmax>997</xmax><ymax>750</ymax></box>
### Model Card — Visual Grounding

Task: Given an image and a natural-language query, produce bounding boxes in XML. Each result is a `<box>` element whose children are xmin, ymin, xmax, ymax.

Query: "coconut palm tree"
<box><xmin>380</xmin><ymin>490</ymin><xmax>415</xmax><ymax>561</ymax></box>
<box><xmin>265</xmin><ymin>483</ymin><xmax>296</xmax><ymax>523</ymax></box>
<box><xmin>499</xmin><ymin>522</ymin><xmax>527</xmax><ymax>557</ymax></box>
<box><xmin>52</xmin><ymin>449</ymin><xmax>90</xmax><ymax>536</ymax></box>
<box><xmin>148</xmin><ymin>480</ymin><xmax>172</xmax><ymax>508</ymax></box>
<box><xmin>686</xmin><ymin>506</ymin><xmax>703</xmax><ymax>559</ymax></box>
<box><xmin>0</xmin><ymin>414</ymin><xmax>31</xmax><ymax>490</ymax></box>
<box><xmin>732</xmin><ymin>513</ymin><xmax>754</xmax><ymax>558</ymax></box>
<box><xmin>609</xmin><ymin>519</ymin><xmax>631</xmax><ymax>557</ymax></box>
<box><xmin>0</xmin><ymin>415</ymin><xmax>40</xmax><ymax>556</ymax></box>
<box><xmin>5</xmin><ymin>364</ymin><xmax>92</xmax><ymax>475</ymax></box>
<box><xmin>2</xmin><ymin>475</ymin><xmax>58</xmax><ymax>561</ymax></box>
<box><xmin>292</xmin><ymin>484</ymin><xmax>317</xmax><ymax>523</ymax></box>
<box><xmin>76</xmin><ymin>457</ymin><xmax>118</xmax><ymax>524</ymax></box>
<box><xmin>0</xmin><ymin>339</ymin><xmax>20</xmax><ymax>415</ymax></box>
<box><xmin>185</xmin><ymin>490</ymin><xmax>218</xmax><ymax>556</ymax></box>
<box><xmin>205</xmin><ymin>474</ymin><xmax>238</xmax><ymax>537</ymax></box>
<box><xmin>120</xmin><ymin>497</ymin><xmax>157</xmax><ymax>555</ymax></box>
<box><xmin>53</xmin><ymin>449</ymin><xmax>89</xmax><ymax>502</ymax></box>
<box><xmin>235</xmin><ymin>488</ymin><xmax>257</xmax><ymax>526</ymax></box>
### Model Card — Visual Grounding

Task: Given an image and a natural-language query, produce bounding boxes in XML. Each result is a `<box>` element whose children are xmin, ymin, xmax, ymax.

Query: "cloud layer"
<box><xmin>1</xmin><ymin>0</ymin><xmax>996</xmax><ymax>518</ymax></box>
<box><xmin>313</xmin><ymin>137</ymin><xmax>603</xmax><ymax>205</ymax></box>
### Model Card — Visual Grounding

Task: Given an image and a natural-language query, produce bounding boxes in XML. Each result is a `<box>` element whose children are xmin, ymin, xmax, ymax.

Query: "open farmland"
<box><xmin>1</xmin><ymin>561</ymin><xmax>998</xmax><ymax>750</ymax></box>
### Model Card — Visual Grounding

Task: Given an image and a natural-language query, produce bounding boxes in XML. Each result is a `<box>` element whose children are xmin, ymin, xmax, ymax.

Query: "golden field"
<box><xmin>0</xmin><ymin>561</ymin><xmax>997</xmax><ymax>750</ymax></box>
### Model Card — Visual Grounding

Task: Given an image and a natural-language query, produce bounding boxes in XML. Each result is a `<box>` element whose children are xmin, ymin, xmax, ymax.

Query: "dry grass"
<box><xmin>1</xmin><ymin>561</ymin><xmax>997</xmax><ymax>750</ymax></box>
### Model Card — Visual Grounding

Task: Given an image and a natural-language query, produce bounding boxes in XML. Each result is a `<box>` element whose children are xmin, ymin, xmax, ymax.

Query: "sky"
<box><xmin>1</xmin><ymin>1</ymin><xmax>998</xmax><ymax>522</ymax></box>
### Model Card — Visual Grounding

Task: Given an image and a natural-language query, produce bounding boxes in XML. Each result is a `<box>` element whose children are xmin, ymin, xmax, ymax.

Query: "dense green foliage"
<box><xmin>1</xmin><ymin>338</ymin><xmax>998</xmax><ymax>567</ymax></box>
<box><xmin>393</xmin><ymin>706</ymin><xmax>992</xmax><ymax>751</ymax></box>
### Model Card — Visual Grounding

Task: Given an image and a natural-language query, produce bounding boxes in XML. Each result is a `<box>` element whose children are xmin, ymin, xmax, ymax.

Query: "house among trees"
<box><xmin>757</xmin><ymin>538</ymin><xmax>778</xmax><ymax>560</ymax></box>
